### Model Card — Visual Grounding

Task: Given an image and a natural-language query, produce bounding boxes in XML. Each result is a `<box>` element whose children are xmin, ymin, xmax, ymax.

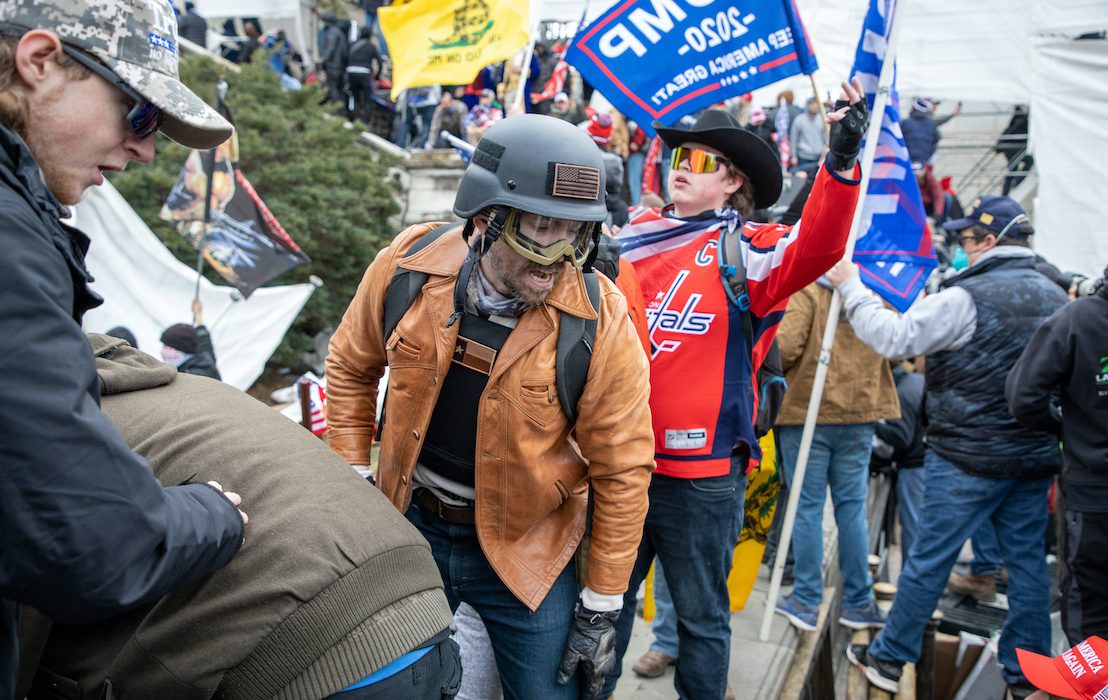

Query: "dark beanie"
<box><xmin>161</xmin><ymin>324</ymin><xmax>199</xmax><ymax>354</ymax></box>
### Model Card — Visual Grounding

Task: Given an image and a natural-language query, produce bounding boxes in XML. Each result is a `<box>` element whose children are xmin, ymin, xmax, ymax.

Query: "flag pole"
<box><xmin>510</xmin><ymin>0</ymin><xmax>540</xmax><ymax>115</ymax></box>
<box><xmin>808</xmin><ymin>73</ymin><xmax>830</xmax><ymax>138</ymax></box>
<box><xmin>195</xmin><ymin>81</ymin><xmax>228</xmax><ymax>303</ymax></box>
<box><xmin>759</xmin><ymin>0</ymin><xmax>908</xmax><ymax>642</ymax></box>
<box><xmin>195</xmin><ymin>149</ymin><xmax>214</xmax><ymax>302</ymax></box>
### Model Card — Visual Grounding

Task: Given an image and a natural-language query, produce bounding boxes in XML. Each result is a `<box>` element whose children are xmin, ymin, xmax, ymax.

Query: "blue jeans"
<box><xmin>626</xmin><ymin>152</ymin><xmax>646</xmax><ymax>206</ymax></box>
<box><xmin>897</xmin><ymin>465</ymin><xmax>926</xmax><ymax>561</ymax></box>
<box><xmin>405</xmin><ymin>503</ymin><xmax>580</xmax><ymax>700</ymax></box>
<box><xmin>777</xmin><ymin>424</ymin><xmax>876</xmax><ymax>610</ymax></box>
<box><xmin>603</xmin><ymin>461</ymin><xmax>747</xmax><ymax>699</ymax></box>
<box><xmin>649</xmin><ymin>557</ymin><xmax>680</xmax><ymax>657</ymax></box>
<box><xmin>331</xmin><ymin>632</ymin><xmax>461</xmax><ymax>699</ymax></box>
<box><xmin>970</xmin><ymin>518</ymin><xmax>1002</xmax><ymax>575</ymax></box>
<box><xmin>868</xmin><ymin>452</ymin><xmax>1052</xmax><ymax>684</ymax></box>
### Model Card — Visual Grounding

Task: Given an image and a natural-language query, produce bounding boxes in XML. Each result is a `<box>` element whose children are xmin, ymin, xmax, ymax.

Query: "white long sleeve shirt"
<box><xmin>837</xmin><ymin>247</ymin><xmax>1038</xmax><ymax>361</ymax></box>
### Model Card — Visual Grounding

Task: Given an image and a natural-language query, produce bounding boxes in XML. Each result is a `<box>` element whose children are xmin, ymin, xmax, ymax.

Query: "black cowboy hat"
<box><xmin>653</xmin><ymin>110</ymin><xmax>783</xmax><ymax>209</ymax></box>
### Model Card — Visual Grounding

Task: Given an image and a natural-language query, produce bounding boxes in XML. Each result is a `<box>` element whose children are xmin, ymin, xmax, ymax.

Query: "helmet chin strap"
<box><xmin>448</xmin><ymin>207</ymin><xmax>512</xmax><ymax>327</ymax></box>
<box><xmin>580</xmin><ymin>222</ymin><xmax>602</xmax><ymax>272</ymax></box>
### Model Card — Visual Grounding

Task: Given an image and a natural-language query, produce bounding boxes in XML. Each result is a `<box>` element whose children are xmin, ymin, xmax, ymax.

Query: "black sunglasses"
<box><xmin>60</xmin><ymin>45</ymin><xmax>164</xmax><ymax>140</ymax></box>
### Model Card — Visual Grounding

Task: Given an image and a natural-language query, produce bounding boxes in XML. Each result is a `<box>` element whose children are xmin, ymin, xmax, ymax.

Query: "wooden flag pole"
<box><xmin>511</xmin><ymin>0</ymin><xmax>541</xmax><ymax>115</ymax></box>
<box><xmin>810</xmin><ymin>74</ymin><xmax>831</xmax><ymax>138</ymax></box>
<box><xmin>195</xmin><ymin>80</ymin><xmax>228</xmax><ymax>303</ymax></box>
<box><xmin>759</xmin><ymin>0</ymin><xmax>909</xmax><ymax>643</ymax></box>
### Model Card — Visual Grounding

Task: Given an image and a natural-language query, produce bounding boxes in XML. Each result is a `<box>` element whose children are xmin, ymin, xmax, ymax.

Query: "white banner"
<box><xmin>71</xmin><ymin>180</ymin><xmax>316</xmax><ymax>391</ymax></box>
<box><xmin>1031</xmin><ymin>35</ymin><xmax>1108</xmax><ymax>278</ymax></box>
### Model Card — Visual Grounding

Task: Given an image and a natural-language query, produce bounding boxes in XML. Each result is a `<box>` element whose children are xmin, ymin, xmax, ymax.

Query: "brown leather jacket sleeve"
<box><xmin>325</xmin><ymin>227</ymin><xmax>432</xmax><ymax>464</ymax></box>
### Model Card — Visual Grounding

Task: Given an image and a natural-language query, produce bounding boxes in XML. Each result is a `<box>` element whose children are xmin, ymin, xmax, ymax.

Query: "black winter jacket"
<box><xmin>0</xmin><ymin>125</ymin><xmax>243</xmax><ymax>698</ymax></box>
<box><xmin>900</xmin><ymin>109</ymin><xmax>940</xmax><ymax>164</ymax></box>
<box><xmin>925</xmin><ymin>254</ymin><xmax>1067</xmax><ymax>478</ymax></box>
<box><xmin>1006</xmin><ymin>279</ymin><xmax>1108</xmax><ymax>511</ymax></box>
<box><xmin>872</xmin><ymin>366</ymin><xmax>926</xmax><ymax>471</ymax></box>
<box><xmin>347</xmin><ymin>37</ymin><xmax>380</xmax><ymax>73</ymax></box>
<box><xmin>178</xmin><ymin>325</ymin><xmax>222</xmax><ymax>381</ymax></box>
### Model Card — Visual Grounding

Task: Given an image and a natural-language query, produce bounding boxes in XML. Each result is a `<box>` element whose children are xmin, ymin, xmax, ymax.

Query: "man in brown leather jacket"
<box><xmin>325</xmin><ymin>114</ymin><xmax>655</xmax><ymax>700</ymax></box>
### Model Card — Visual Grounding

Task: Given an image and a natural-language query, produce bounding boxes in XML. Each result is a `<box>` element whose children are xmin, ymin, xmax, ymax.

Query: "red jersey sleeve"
<box><xmin>744</xmin><ymin>163</ymin><xmax>861</xmax><ymax>317</ymax></box>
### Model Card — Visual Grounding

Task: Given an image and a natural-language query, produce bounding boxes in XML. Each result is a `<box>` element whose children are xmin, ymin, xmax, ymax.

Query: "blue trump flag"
<box><xmin>565</xmin><ymin>0</ymin><xmax>817</xmax><ymax>135</ymax></box>
<box><xmin>849</xmin><ymin>0</ymin><xmax>936</xmax><ymax>312</ymax></box>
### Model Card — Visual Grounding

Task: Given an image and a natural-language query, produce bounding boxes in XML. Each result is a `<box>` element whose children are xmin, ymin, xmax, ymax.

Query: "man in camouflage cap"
<box><xmin>0</xmin><ymin>1</ymin><xmax>247</xmax><ymax>695</ymax></box>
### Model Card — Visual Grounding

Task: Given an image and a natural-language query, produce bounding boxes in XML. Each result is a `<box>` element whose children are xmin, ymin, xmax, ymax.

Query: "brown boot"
<box><xmin>725</xmin><ymin>683</ymin><xmax>736</xmax><ymax>700</ymax></box>
<box><xmin>632</xmin><ymin>649</ymin><xmax>676</xmax><ymax>678</ymax></box>
<box><xmin>948</xmin><ymin>570</ymin><xmax>997</xmax><ymax>602</ymax></box>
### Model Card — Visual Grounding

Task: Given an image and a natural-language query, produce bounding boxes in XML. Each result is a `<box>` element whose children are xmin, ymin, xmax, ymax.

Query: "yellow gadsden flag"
<box><xmin>380</xmin><ymin>0</ymin><xmax>530</xmax><ymax>99</ymax></box>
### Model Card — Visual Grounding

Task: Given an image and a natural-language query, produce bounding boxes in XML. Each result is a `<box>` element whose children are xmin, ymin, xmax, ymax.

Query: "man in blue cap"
<box><xmin>825</xmin><ymin>195</ymin><xmax>1068</xmax><ymax>698</ymax></box>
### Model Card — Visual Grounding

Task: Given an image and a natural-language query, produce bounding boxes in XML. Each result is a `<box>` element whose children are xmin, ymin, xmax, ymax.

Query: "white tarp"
<box><xmin>1031</xmin><ymin>35</ymin><xmax>1108</xmax><ymax>278</ymax></box>
<box><xmin>191</xmin><ymin>0</ymin><xmax>300</xmax><ymax>19</ymax></box>
<box><xmin>72</xmin><ymin>180</ymin><xmax>316</xmax><ymax>391</ymax></box>
<box><xmin>191</xmin><ymin>0</ymin><xmax>312</xmax><ymax>63</ymax></box>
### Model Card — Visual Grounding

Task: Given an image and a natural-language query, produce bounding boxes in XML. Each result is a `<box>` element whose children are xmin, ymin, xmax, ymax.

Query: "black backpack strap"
<box><xmin>556</xmin><ymin>270</ymin><xmax>600</xmax><ymax>424</ymax></box>
<box><xmin>382</xmin><ymin>223</ymin><xmax>458</xmax><ymax>341</ymax></box>
<box><xmin>717</xmin><ymin>226</ymin><xmax>756</xmax><ymax>366</ymax></box>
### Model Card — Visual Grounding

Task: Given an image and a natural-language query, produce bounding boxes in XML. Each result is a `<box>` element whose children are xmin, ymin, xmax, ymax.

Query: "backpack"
<box><xmin>382</xmin><ymin>223</ymin><xmax>785</xmax><ymax>435</ymax></box>
<box><xmin>717</xmin><ymin>226</ymin><xmax>788</xmax><ymax>438</ymax></box>
<box><xmin>383</xmin><ymin>224</ymin><xmax>616</xmax><ymax>425</ymax></box>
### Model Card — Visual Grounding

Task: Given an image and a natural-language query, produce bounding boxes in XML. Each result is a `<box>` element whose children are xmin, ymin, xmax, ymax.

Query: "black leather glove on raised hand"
<box><xmin>555</xmin><ymin>602</ymin><xmax>619</xmax><ymax>699</ymax></box>
<box><xmin>826</xmin><ymin>98</ymin><xmax>870</xmax><ymax>172</ymax></box>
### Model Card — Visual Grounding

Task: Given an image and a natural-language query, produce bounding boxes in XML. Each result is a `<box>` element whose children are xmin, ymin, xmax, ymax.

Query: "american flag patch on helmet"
<box><xmin>548</xmin><ymin>163</ymin><xmax>601</xmax><ymax>201</ymax></box>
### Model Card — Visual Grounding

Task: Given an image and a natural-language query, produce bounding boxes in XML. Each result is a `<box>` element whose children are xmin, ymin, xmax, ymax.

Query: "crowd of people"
<box><xmin>176</xmin><ymin>5</ymin><xmax>1032</xmax><ymax>223</ymax></box>
<box><xmin>2</xmin><ymin>1</ymin><xmax>1104</xmax><ymax>700</ymax></box>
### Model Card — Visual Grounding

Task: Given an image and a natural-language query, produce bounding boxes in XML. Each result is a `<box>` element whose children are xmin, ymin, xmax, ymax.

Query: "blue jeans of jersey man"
<box><xmin>602</xmin><ymin>457</ymin><xmax>747</xmax><ymax>699</ymax></box>
<box><xmin>868</xmin><ymin>451</ymin><xmax>1052</xmax><ymax>683</ymax></box>
<box><xmin>776</xmin><ymin>423</ymin><xmax>877</xmax><ymax>612</ymax></box>
<box><xmin>405</xmin><ymin>503</ymin><xmax>582</xmax><ymax>699</ymax></box>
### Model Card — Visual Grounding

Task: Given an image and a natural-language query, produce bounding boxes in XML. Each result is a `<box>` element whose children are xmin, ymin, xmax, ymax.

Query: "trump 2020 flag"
<box><xmin>565</xmin><ymin>0</ymin><xmax>817</xmax><ymax>136</ymax></box>
<box><xmin>849</xmin><ymin>0</ymin><xmax>936</xmax><ymax>312</ymax></box>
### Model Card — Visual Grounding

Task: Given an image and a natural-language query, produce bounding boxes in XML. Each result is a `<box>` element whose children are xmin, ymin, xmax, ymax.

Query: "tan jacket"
<box><xmin>326</xmin><ymin>223</ymin><xmax>655</xmax><ymax>611</ymax></box>
<box><xmin>775</xmin><ymin>282</ymin><xmax>901</xmax><ymax>426</ymax></box>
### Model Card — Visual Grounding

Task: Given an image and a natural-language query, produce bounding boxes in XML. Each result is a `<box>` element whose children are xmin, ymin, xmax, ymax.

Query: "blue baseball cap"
<box><xmin>942</xmin><ymin>195</ymin><xmax>1031</xmax><ymax>239</ymax></box>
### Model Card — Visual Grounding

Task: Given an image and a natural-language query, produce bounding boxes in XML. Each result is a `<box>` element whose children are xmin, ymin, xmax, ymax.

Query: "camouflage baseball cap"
<box><xmin>0</xmin><ymin>0</ymin><xmax>232</xmax><ymax>149</ymax></box>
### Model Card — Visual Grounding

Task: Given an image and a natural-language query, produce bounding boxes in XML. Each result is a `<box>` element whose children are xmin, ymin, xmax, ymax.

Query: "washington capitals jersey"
<box><xmin>618</xmin><ymin>165</ymin><xmax>860</xmax><ymax>478</ymax></box>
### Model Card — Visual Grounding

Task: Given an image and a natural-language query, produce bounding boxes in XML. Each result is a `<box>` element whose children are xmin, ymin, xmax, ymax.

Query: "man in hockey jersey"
<box><xmin>602</xmin><ymin>78</ymin><xmax>869</xmax><ymax>699</ymax></box>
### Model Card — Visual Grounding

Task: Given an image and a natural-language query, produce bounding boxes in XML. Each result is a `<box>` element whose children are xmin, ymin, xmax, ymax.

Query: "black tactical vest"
<box><xmin>925</xmin><ymin>254</ymin><xmax>1066</xmax><ymax>478</ymax></box>
<box><xmin>418</xmin><ymin>313</ymin><xmax>512</xmax><ymax>486</ymax></box>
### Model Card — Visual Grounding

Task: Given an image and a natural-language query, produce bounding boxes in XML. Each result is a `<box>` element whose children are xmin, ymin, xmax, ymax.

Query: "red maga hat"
<box><xmin>1017</xmin><ymin>637</ymin><xmax>1108</xmax><ymax>700</ymax></box>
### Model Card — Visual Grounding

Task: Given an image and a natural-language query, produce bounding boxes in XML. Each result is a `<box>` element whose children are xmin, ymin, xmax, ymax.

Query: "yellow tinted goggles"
<box><xmin>499</xmin><ymin>210</ymin><xmax>594</xmax><ymax>267</ymax></box>
<box><xmin>671</xmin><ymin>146</ymin><xmax>730</xmax><ymax>174</ymax></box>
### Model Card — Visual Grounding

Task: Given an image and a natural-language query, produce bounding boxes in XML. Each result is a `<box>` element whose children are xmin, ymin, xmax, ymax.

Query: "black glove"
<box><xmin>555</xmin><ymin>602</ymin><xmax>620</xmax><ymax>699</ymax></box>
<box><xmin>826</xmin><ymin>98</ymin><xmax>870</xmax><ymax>172</ymax></box>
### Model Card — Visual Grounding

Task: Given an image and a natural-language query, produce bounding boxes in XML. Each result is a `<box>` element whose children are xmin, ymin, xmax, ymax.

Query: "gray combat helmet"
<box><xmin>454</xmin><ymin>114</ymin><xmax>608</xmax><ymax>222</ymax></box>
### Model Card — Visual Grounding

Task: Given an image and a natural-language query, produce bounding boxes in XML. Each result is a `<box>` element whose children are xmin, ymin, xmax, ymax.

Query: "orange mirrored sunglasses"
<box><xmin>671</xmin><ymin>146</ymin><xmax>730</xmax><ymax>174</ymax></box>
